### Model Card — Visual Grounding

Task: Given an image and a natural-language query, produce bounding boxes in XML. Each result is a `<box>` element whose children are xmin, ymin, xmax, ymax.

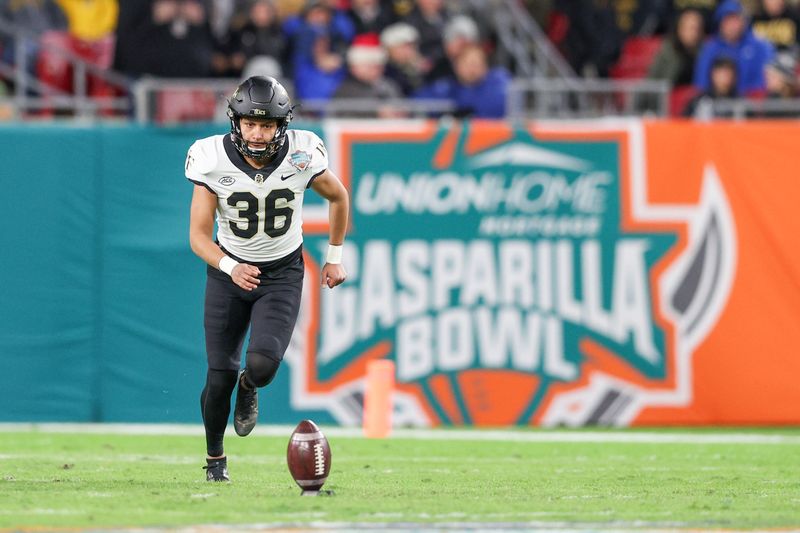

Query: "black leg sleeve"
<box><xmin>200</xmin><ymin>369</ymin><xmax>238</xmax><ymax>457</ymax></box>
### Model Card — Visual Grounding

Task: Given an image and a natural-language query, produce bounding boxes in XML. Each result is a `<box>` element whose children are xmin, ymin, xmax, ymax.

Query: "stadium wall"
<box><xmin>0</xmin><ymin>120</ymin><xmax>798</xmax><ymax>426</ymax></box>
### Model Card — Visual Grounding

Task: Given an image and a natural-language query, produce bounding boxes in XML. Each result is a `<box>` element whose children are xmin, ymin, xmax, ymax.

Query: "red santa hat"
<box><xmin>346</xmin><ymin>33</ymin><xmax>388</xmax><ymax>65</ymax></box>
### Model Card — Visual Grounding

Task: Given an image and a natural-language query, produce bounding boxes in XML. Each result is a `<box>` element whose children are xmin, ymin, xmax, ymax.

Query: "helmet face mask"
<box><xmin>227</xmin><ymin>76</ymin><xmax>293</xmax><ymax>162</ymax></box>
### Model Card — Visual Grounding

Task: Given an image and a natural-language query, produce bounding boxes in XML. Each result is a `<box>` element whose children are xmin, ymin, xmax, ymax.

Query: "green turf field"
<box><xmin>1</xmin><ymin>427</ymin><xmax>799</xmax><ymax>530</ymax></box>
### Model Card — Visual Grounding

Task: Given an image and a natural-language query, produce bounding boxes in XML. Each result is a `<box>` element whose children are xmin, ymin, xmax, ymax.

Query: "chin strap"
<box><xmin>229</xmin><ymin>115</ymin><xmax>288</xmax><ymax>161</ymax></box>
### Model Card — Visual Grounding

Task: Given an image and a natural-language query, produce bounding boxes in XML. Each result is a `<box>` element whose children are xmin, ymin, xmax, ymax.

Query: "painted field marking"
<box><xmin>1</xmin><ymin>423</ymin><xmax>799</xmax><ymax>445</ymax></box>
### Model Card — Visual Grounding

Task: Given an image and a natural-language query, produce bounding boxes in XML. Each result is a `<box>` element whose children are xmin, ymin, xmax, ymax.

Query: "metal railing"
<box><xmin>297</xmin><ymin>98</ymin><xmax>456</xmax><ymax>118</ymax></box>
<box><xmin>132</xmin><ymin>77</ymin><xmax>240</xmax><ymax>124</ymax></box>
<box><xmin>132</xmin><ymin>77</ymin><xmax>456</xmax><ymax>123</ymax></box>
<box><xmin>508</xmin><ymin>78</ymin><xmax>671</xmax><ymax>119</ymax></box>
<box><xmin>96</xmin><ymin>74</ymin><xmax>800</xmax><ymax>123</ymax></box>
<box><xmin>0</xmin><ymin>16</ymin><xmax>132</xmax><ymax>119</ymax></box>
<box><xmin>689</xmin><ymin>96</ymin><xmax>800</xmax><ymax>120</ymax></box>
<box><xmin>465</xmin><ymin>0</ymin><xmax>576</xmax><ymax>79</ymax></box>
<box><xmin>504</xmin><ymin>0</ymin><xmax>576</xmax><ymax>79</ymax></box>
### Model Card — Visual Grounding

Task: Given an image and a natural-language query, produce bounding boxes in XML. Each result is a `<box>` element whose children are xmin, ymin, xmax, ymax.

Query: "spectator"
<box><xmin>427</xmin><ymin>14</ymin><xmax>480</xmax><ymax>81</ymax></box>
<box><xmin>666</xmin><ymin>0</ymin><xmax>720</xmax><ymax>34</ymax></box>
<box><xmin>613</xmin><ymin>0</ymin><xmax>667</xmax><ymax>36</ymax></box>
<box><xmin>347</xmin><ymin>0</ymin><xmax>397</xmax><ymax>35</ymax></box>
<box><xmin>764</xmin><ymin>53</ymin><xmax>798</xmax><ymax>97</ymax></box>
<box><xmin>387</xmin><ymin>0</ymin><xmax>415</xmax><ymax>18</ymax></box>
<box><xmin>555</xmin><ymin>0</ymin><xmax>623</xmax><ymax>77</ymax></box>
<box><xmin>637</xmin><ymin>8</ymin><xmax>705</xmax><ymax>113</ymax></box>
<box><xmin>685</xmin><ymin>54</ymin><xmax>739</xmax><ymax>116</ymax></box>
<box><xmin>414</xmin><ymin>43</ymin><xmax>510</xmax><ymax>118</ymax></box>
<box><xmin>283</xmin><ymin>0</ymin><xmax>355</xmax><ymax>45</ymax></box>
<box><xmin>0</xmin><ymin>79</ymin><xmax>11</xmax><ymax>120</ymax></box>
<box><xmin>649</xmin><ymin>9</ymin><xmax>706</xmax><ymax>87</ymax></box>
<box><xmin>751</xmin><ymin>0</ymin><xmax>800</xmax><ymax>58</ymax></box>
<box><xmin>402</xmin><ymin>0</ymin><xmax>450</xmax><ymax>69</ymax></box>
<box><xmin>218</xmin><ymin>0</ymin><xmax>287</xmax><ymax>78</ymax></box>
<box><xmin>441</xmin><ymin>0</ymin><xmax>497</xmax><ymax>54</ymax></box>
<box><xmin>55</xmin><ymin>0</ymin><xmax>117</xmax><ymax>44</ymax></box>
<box><xmin>207</xmin><ymin>0</ymin><xmax>244</xmax><ymax>42</ymax></box>
<box><xmin>331</xmin><ymin>34</ymin><xmax>404</xmax><ymax>117</ymax></box>
<box><xmin>114</xmin><ymin>0</ymin><xmax>215</xmax><ymax>77</ymax></box>
<box><xmin>380</xmin><ymin>21</ymin><xmax>430</xmax><ymax>95</ymax></box>
<box><xmin>693</xmin><ymin>0</ymin><xmax>775</xmax><ymax>95</ymax></box>
<box><xmin>0</xmin><ymin>0</ymin><xmax>67</xmax><ymax>34</ymax></box>
<box><xmin>289</xmin><ymin>0</ymin><xmax>351</xmax><ymax>101</ymax></box>
<box><xmin>241</xmin><ymin>55</ymin><xmax>284</xmax><ymax>80</ymax></box>
<box><xmin>38</xmin><ymin>0</ymin><xmax>118</xmax><ymax>98</ymax></box>
<box><xmin>0</xmin><ymin>0</ymin><xmax>67</xmax><ymax>78</ymax></box>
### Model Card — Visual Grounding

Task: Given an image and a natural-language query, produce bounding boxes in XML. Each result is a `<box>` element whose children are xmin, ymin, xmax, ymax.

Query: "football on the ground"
<box><xmin>287</xmin><ymin>419</ymin><xmax>331</xmax><ymax>492</ymax></box>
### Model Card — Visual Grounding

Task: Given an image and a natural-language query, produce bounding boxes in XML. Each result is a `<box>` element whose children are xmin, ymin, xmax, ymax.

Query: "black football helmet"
<box><xmin>227</xmin><ymin>76</ymin><xmax>293</xmax><ymax>161</ymax></box>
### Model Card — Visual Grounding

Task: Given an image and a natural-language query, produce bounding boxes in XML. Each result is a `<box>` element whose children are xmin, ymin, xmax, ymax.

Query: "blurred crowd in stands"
<box><xmin>543</xmin><ymin>0</ymin><xmax>800</xmax><ymax>116</ymax></box>
<box><xmin>2</xmin><ymin>0</ymin><xmax>800</xmax><ymax>118</ymax></box>
<box><xmin>0</xmin><ymin>0</ymin><xmax>512</xmax><ymax>118</ymax></box>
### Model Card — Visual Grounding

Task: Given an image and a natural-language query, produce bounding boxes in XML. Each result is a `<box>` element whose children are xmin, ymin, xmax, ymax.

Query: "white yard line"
<box><xmin>0</xmin><ymin>423</ymin><xmax>799</xmax><ymax>444</ymax></box>
<box><xmin>88</xmin><ymin>522</ymin><xmax>800</xmax><ymax>533</ymax></box>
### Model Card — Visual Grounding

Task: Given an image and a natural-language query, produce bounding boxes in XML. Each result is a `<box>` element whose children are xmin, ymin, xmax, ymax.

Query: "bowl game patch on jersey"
<box><xmin>289</xmin><ymin>150</ymin><xmax>312</xmax><ymax>172</ymax></box>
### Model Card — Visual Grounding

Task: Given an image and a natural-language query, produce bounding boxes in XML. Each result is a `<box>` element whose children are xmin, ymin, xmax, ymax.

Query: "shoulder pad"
<box><xmin>289</xmin><ymin>129</ymin><xmax>324</xmax><ymax>150</ymax></box>
<box><xmin>187</xmin><ymin>136</ymin><xmax>219</xmax><ymax>176</ymax></box>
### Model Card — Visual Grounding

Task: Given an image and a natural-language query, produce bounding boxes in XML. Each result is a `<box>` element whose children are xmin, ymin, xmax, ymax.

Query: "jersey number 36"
<box><xmin>227</xmin><ymin>189</ymin><xmax>294</xmax><ymax>239</ymax></box>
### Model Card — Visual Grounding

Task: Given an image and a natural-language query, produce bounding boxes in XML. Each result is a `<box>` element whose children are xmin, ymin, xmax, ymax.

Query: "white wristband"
<box><xmin>218</xmin><ymin>255</ymin><xmax>239</xmax><ymax>276</ymax></box>
<box><xmin>326</xmin><ymin>244</ymin><xmax>343</xmax><ymax>264</ymax></box>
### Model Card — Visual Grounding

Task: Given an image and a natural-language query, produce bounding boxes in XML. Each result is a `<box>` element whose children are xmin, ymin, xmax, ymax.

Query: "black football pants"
<box><xmin>200</xmin><ymin>245</ymin><xmax>304</xmax><ymax>456</ymax></box>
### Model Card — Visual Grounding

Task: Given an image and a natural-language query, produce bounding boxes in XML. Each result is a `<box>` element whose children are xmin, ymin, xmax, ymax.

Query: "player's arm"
<box><xmin>188</xmin><ymin>184</ymin><xmax>261</xmax><ymax>291</ymax></box>
<box><xmin>310</xmin><ymin>169</ymin><xmax>349</xmax><ymax>288</ymax></box>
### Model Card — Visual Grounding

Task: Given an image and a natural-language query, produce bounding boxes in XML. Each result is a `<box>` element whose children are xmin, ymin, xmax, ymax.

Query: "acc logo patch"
<box><xmin>218</xmin><ymin>176</ymin><xmax>236</xmax><ymax>186</ymax></box>
<box><xmin>289</xmin><ymin>150</ymin><xmax>312</xmax><ymax>172</ymax></box>
<box><xmin>254</xmin><ymin>173</ymin><xmax>265</xmax><ymax>185</ymax></box>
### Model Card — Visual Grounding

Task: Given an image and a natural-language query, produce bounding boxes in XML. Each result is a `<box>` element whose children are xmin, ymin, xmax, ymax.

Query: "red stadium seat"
<box><xmin>36</xmin><ymin>31</ymin><xmax>72</xmax><ymax>94</ymax></box>
<box><xmin>546</xmin><ymin>11</ymin><xmax>570</xmax><ymax>48</ymax></box>
<box><xmin>156</xmin><ymin>89</ymin><xmax>219</xmax><ymax>124</ymax></box>
<box><xmin>669</xmin><ymin>85</ymin><xmax>699</xmax><ymax>116</ymax></box>
<box><xmin>36</xmin><ymin>32</ymin><xmax>118</xmax><ymax>115</ymax></box>
<box><xmin>610</xmin><ymin>36</ymin><xmax>663</xmax><ymax>79</ymax></box>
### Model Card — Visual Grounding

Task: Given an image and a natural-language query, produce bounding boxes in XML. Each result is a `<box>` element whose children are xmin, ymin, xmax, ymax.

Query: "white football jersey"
<box><xmin>185</xmin><ymin>129</ymin><xmax>328</xmax><ymax>262</ymax></box>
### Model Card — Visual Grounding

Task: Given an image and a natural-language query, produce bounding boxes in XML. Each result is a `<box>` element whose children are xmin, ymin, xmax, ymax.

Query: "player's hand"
<box><xmin>231</xmin><ymin>263</ymin><xmax>261</xmax><ymax>291</ymax></box>
<box><xmin>321</xmin><ymin>263</ymin><xmax>347</xmax><ymax>289</ymax></box>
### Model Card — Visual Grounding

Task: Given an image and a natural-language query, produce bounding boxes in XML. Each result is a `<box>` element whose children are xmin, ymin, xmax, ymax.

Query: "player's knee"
<box><xmin>244</xmin><ymin>351</ymin><xmax>281</xmax><ymax>388</ymax></box>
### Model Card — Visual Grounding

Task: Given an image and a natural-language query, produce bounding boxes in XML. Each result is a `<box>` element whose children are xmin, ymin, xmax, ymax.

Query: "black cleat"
<box><xmin>234</xmin><ymin>370</ymin><xmax>258</xmax><ymax>437</ymax></box>
<box><xmin>203</xmin><ymin>457</ymin><xmax>230</xmax><ymax>482</ymax></box>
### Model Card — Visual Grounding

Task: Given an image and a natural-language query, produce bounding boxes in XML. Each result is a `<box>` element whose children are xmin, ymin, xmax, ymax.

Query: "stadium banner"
<box><xmin>295</xmin><ymin>119</ymin><xmax>800</xmax><ymax>427</ymax></box>
<box><xmin>0</xmin><ymin>120</ymin><xmax>798</xmax><ymax>426</ymax></box>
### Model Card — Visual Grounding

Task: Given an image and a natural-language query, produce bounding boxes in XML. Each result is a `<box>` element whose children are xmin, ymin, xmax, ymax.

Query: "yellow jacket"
<box><xmin>55</xmin><ymin>0</ymin><xmax>118</xmax><ymax>41</ymax></box>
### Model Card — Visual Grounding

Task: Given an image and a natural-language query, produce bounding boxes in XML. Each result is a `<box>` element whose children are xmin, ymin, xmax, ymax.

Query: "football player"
<box><xmin>185</xmin><ymin>76</ymin><xmax>349</xmax><ymax>482</ymax></box>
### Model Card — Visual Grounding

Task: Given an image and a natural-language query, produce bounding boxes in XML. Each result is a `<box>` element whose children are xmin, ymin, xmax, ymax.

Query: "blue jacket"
<box><xmin>414</xmin><ymin>68</ymin><xmax>511</xmax><ymax>118</ymax></box>
<box><xmin>283</xmin><ymin>12</ymin><xmax>354</xmax><ymax>101</ymax></box>
<box><xmin>693</xmin><ymin>29</ymin><xmax>775</xmax><ymax>94</ymax></box>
